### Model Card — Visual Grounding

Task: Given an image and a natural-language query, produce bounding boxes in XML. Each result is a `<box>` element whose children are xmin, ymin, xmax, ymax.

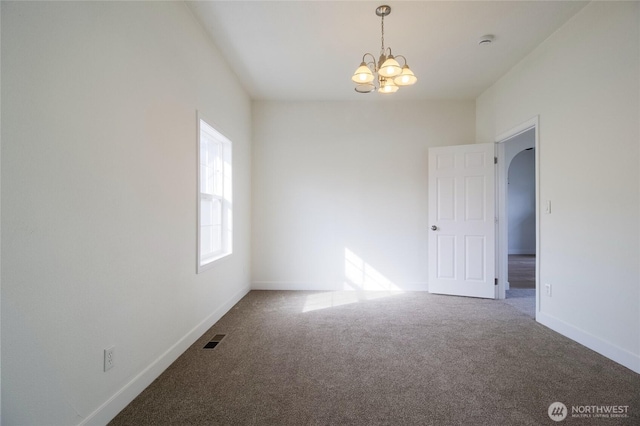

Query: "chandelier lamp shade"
<box><xmin>352</xmin><ymin>5</ymin><xmax>417</xmax><ymax>94</ymax></box>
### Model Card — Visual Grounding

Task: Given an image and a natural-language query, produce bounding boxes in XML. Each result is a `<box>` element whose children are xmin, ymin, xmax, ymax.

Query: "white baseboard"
<box><xmin>252</xmin><ymin>281</ymin><xmax>335</xmax><ymax>291</ymax></box>
<box><xmin>252</xmin><ymin>281</ymin><xmax>429</xmax><ymax>292</ymax></box>
<box><xmin>81</xmin><ymin>285</ymin><xmax>250</xmax><ymax>426</ymax></box>
<box><xmin>537</xmin><ymin>311</ymin><xmax>640</xmax><ymax>374</ymax></box>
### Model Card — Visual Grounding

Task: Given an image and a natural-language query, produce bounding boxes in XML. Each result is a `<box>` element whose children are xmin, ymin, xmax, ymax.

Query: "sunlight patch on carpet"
<box><xmin>301</xmin><ymin>290</ymin><xmax>404</xmax><ymax>313</ymax></box>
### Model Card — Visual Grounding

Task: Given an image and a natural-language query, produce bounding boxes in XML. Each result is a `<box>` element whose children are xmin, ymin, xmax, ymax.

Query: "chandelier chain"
<box><xmin>380</xmin><ymin>13</ymin><xmax>385</xmax><ymax>56</ymax></box>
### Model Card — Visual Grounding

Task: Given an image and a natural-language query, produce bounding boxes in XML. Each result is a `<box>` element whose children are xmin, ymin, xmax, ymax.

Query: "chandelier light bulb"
<box><xmin>379</xmin><ymin>56</ymin><xmax>401</xmax><ymax>78</ymax></box>
<box><xmin>351</xmin><ymin>62</ymin><xmax>374</xmax><ymax>84</ymax></box>
<box><xmin>378</xmin><ymin>78</ymin><xmax>399</xmax><ymax>94</ymax></box>
<box><xmin>394</xmin><ymin>65</ymin><xmax>417</xmax><ymax>86</ymax></box>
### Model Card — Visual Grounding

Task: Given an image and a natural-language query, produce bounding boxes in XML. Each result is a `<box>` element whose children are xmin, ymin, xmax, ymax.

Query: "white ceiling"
<box><xmin>186</xmin><ymin>1</ymin><xmax>588</xmax><ymax>101</ymax></box>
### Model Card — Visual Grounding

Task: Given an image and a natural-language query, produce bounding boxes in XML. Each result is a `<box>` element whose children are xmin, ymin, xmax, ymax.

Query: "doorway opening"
<box><xmin>507</xmin><ymin>147</ymin><xmax>536</xmax><ymax>287</ymax></box>
<box><xmin>495</xmin><ymin>118</ymin><xmax>539</xmax><ymax>319</ymax></box>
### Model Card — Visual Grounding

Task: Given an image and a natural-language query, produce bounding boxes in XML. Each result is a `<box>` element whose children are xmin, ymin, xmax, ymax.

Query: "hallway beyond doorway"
<box><xmin>508</xmin><ymin>254</ymin><xmax>535</xmax><ymax>288</ymax></box>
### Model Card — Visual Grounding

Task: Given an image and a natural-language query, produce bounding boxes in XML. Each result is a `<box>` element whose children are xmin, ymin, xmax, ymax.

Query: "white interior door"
<box><xmin>428</xmin><ymin>143</ymin><xmax>496</xmax><ymax>299</ymax></box>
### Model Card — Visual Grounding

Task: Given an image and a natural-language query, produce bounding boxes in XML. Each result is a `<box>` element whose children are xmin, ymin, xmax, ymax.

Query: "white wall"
<box><xmin>477</xmin><ymin>1</ymin><xmax>640</xmax><ymax>372</ymax></box>
<box><xmin>508</xmin><ymin>149</ymin><xmax>535</xmax><ymax>254</ymax></box>
<box><xmin>1</xmin><ymin>2</ymin><xmax>251</xmax><ymax>425</ymax></box>
<box><xmin>252</xmin><ymin>100</ymin><xmax>475</xmax><ymax>291</ymax></box>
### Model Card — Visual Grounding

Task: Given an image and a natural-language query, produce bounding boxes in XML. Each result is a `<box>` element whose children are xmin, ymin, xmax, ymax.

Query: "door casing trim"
<box><xmin>494</xmin><ymin>116</ymin><xmax>539</xmax><ymax>319</ymax></box>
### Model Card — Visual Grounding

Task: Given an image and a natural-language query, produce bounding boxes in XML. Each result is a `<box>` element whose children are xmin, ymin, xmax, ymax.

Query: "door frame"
<box><xmin>494</xmin><ymin>117</ymin><xmax>540</xmax><ymax>317</ymax></box>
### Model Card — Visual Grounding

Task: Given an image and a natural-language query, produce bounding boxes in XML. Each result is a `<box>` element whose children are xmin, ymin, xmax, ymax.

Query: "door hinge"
<box><xmin>494</xmin><ymin>278</ymin><xmax>498</xmax><ymax>285</ymax></box>
<box><xmin>494</xmin><ymin>156</ymin><xmax>498</xmax><ymax>164</ymax></box>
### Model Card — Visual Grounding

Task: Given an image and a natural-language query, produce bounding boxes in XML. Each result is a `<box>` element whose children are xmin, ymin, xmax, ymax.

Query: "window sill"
<box><xmin>197</xmin><ymin>251</ymin><xmax>232</xmax><ymax>274</ymax></box>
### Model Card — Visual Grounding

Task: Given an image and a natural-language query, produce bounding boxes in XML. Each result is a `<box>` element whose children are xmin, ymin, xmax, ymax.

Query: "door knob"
<box><xmin>431</xmin><ymin>225</ymin><xmax>438</xmax><ymax>231</ymax></box>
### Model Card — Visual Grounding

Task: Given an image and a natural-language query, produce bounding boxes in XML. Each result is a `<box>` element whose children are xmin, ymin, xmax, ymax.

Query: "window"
<box><xmin>197</xmin><ymin>115</ymin><xmax>232</xmax><ymax>272</ymax></box>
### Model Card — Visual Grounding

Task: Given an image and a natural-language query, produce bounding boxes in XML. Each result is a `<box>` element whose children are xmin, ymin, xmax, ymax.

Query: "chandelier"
<box><xmin>351</xmin><ymin>5</ymin><xmax>417</xmax><ymax>94</ymax></box>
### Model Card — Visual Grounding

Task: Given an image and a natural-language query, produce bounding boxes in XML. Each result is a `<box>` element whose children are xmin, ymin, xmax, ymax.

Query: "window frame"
<box><xmin>197</xmin><ymin>112</ymin><xmax>232</xmax><ymax>273</ymax></box>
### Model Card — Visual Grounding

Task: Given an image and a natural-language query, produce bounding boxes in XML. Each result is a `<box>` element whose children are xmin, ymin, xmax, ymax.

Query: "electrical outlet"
<box><xmin>104</xmin><ymin>346</ymin><xmax>115</xmax><ymax>372</ymax></box>
<box><xmin>545</xmin><ymin>283</ymin><xmax>552</xmax><ymax>297</ymax></box>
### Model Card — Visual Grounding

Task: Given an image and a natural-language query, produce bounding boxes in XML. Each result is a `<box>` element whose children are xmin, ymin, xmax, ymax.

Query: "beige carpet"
<box><xmin>110</xmin><ymin>291</ymin><xmax>640</xmax><ymax>425</ymax></box>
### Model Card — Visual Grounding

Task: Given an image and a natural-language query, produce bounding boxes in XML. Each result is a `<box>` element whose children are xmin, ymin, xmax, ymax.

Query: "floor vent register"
<box><xmin>203</xmin><ymin>334</ymin><xmax>226</xmax><ymax>349</ymax></box>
